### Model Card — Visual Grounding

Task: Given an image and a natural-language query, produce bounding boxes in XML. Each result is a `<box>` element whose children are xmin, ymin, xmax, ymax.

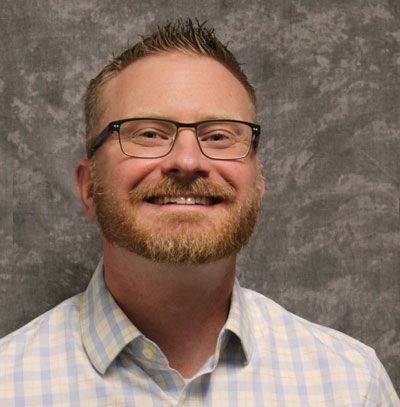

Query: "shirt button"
<box><xmin>143</xmin><ymin>346</ymin><xmax>156</xmax><ymax>359</ymax></box>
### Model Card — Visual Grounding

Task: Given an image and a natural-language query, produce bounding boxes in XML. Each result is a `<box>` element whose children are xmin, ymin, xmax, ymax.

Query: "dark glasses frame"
<box><xmin>87</xmin><ymin>117</ymin><xmax>261</xmax><ymax>160</ymax></box>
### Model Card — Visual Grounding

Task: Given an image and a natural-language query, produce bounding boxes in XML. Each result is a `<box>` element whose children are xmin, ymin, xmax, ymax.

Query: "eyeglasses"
<box><xmin>88</xmin><ymin>118</ymin><xmax>261</xmax><ymax>160</ymax></box>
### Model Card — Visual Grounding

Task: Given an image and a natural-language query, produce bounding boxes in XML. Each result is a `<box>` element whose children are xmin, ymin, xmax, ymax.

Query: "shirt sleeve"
<box><xmin>373</xmin><ymin>352</ymin><xmax>400</xmax><ymax>406</ymax></box>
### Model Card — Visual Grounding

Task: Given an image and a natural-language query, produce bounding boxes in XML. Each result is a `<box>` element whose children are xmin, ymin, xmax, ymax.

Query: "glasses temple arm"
<box><xmin>87</xmin><ymin>125</ymin><xmax>114</xmax><ymax>159</ymax></box>
<box><xmin>252</xmin><ymin>127</ymin><xmax>261</xmax><ymax>150</ymax></box>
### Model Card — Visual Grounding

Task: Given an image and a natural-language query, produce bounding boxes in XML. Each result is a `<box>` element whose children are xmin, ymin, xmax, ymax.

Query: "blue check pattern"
<box><xmin>0</xmin><ymin>259</ymin><xmax>398</xmax><ymax>406</ymax></box>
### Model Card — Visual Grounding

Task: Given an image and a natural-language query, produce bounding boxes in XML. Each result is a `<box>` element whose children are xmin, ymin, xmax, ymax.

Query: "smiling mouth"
<box><xmin>146</xmin><ymin>196</ymin><xmax>221</xmax><ymax>205</ymax></box>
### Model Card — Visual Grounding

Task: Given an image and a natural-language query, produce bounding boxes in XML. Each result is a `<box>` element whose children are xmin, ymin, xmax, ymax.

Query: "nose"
<box><xmin>160</xmin><ymin>128</ymin><xmax>211</xmax><ymax>181</ymax></box>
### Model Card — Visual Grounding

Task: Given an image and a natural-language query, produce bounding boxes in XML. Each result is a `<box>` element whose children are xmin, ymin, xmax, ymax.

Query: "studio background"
<box><xmin>0</xmin><ymin>0</ymin><xmax>399</xmax><ymax>391</ymax></box>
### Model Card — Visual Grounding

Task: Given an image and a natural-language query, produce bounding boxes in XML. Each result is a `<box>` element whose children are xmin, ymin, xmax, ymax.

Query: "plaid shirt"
<box><xmin>0</xmin><ymin>259</ymin><xmax>398</xmax><ymax>406</ymax></box>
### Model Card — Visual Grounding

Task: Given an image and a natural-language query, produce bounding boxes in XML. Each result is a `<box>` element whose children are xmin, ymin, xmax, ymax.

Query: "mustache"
<box><xmin>128</xmin><ymin>178</ymin><xmax>236</xmax><ymax>203</ymax></box>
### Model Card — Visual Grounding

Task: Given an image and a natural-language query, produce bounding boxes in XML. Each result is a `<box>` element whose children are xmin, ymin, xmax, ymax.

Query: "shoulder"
<box><xmin>0</xmin><ymin>294</ymin><xmax>82</xmax><ymax>368</ymax></box>
<box><xmin>243</xmin><ymin>287</ymin><xmax>376</xmax><ymax>360</ymax></box>
<box><xmin>240</xmin><ymin>287</ymin><xmax>399</xmax><ymax>405</ymax></box>
<box><xmin>243</xmin><ymin>287</ymin><xmax>397</xmax><ymax>383</ymax></box>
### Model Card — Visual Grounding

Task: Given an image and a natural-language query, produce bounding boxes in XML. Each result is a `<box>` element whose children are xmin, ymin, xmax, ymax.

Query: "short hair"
<box><xmin>84</xmin><ymin>18</ymin><xmax>257</xmax><ymax>157</ymax></box>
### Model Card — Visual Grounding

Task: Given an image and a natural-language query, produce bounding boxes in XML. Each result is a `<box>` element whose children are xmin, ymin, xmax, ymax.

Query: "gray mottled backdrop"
<box><xmin>1</xmin><ymin>0</ymin><xmax>399</xmax><ymax>392</ymax></box>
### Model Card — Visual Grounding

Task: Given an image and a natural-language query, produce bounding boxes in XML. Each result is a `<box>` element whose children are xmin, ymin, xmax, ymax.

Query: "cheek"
<box><xmin>105</xmin><ymin>158</ymin><xmax>164</xmax><ymax>193</ymax></box>
<box><xmin>215</xmin><ymin>161</ymin><xmax>259</xmax><ymax>192</ymax></box>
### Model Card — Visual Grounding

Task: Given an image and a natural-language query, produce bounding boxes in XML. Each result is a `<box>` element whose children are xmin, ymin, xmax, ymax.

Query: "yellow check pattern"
<box><xmin>0</xmin><ymin>259</ymin><xmax>398</xmax><ymax>406</ymax></box>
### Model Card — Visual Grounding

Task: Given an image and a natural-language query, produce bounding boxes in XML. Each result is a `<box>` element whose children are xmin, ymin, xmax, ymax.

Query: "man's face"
<box><xmin>90</xmin><ymin>52</ymin><xmax>264</xmax><ymax>264</ymax></box>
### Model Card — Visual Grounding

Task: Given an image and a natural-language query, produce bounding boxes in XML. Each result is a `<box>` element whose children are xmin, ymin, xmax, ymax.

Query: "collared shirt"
<box><xmin>0</xmin><ymin>260</ymin><xmax>398</xmax><ymax>406</ymax></box>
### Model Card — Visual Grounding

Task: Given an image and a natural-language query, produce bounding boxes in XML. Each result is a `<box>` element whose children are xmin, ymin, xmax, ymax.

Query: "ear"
<box><xmin>256</xmin><ymin>160</ymin><xmax>266</xmax><ymax>198</ymax></box>
<box><xmin>76</xmin><ymin>159</ymin><xmax>97</xmax><ymax>219</ymax></box>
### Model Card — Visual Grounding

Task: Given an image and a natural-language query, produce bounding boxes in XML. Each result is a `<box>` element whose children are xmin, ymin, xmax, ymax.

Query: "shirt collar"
<box><xmin>80</xmin><ymin>259</ymin><xmax>254</xmax><ymax>373</ymax></box>
<box><xmin>79</xmin><ymin>258</ymin><xmax>142</xmax><ymax>374</ymax></box>
<box><xmin>221</xmin><ymin>279</ymin><xmax>254</xmax><ymax>365</ymax></box>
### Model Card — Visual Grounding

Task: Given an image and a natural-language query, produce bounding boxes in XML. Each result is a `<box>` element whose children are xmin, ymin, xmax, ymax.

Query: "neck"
<box><xmin>103</xmin><ymin>242</ymin><xmax>236</xmax><ymax>378</ymax></box>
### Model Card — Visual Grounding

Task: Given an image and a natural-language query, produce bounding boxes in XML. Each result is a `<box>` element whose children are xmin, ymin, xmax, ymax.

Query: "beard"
<box><xmin>92</xmin><ymin>165</ymin><xmax>262</xmax><ymax>265</ymax></box>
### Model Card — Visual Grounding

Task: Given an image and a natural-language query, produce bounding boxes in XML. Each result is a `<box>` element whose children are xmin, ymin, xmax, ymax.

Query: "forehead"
<box><xmin>100</xmin><ymin>52</ymin><xmax>255</xmax><ymax>125</ymax></box>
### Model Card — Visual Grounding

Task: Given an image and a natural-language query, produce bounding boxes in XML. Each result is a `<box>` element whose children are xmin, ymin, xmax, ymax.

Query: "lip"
<box><xmin>141</xmin><ymin>195</ymin><xmax>224</xmax><ymax>213</ymax></box>
<box><xmin>147</xmin><ymin>195</ymin><xmax>218</xmax><ymax>205</ymax></box>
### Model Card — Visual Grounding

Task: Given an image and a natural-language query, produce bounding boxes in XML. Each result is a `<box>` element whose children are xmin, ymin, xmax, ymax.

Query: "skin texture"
<box><xmin>76</xmin><ymin>52</ymin><xmax>265</xmax><ymax>377</ymax></box>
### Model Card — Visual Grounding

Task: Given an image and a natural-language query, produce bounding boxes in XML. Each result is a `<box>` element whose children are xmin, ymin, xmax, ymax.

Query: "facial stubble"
<box><xmin>92</xmin><ymin>166</ymin><xmax>263</xmax><ymax>264</ymax></box>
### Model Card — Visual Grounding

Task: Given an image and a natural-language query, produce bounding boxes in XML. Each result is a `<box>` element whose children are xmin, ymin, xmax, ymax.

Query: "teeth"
<box><xmin>153</xmin><ymin>196</ymin><xmax>213</xmax><ymax>205</ymax></box>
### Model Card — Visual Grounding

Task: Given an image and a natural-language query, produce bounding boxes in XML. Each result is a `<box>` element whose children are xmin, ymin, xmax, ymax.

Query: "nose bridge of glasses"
<box><xmin>172</xmin><ymin>122</ymin><xmax>200</xmax><ymax>143</ymax></box>
<box><xmin>170</xmin><ymin>122</ymin><xmax>204</xmax><ymax>156</ymax></box>
<box><xmin>174</xmin><ymin>122</ymin><xmax>198</xmax><ymax>136</ymax></box>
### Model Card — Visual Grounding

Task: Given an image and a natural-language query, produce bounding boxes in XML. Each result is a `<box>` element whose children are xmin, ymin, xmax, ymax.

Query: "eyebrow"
<box><xmin>128</xmin><ymin>112</ymin><xmax>244</xmax><ymax>121</ymax></box>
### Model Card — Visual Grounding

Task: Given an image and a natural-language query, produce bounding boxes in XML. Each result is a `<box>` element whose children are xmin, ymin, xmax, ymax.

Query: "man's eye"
<box><xmin>208</xmin><ymin>133</ymin><xmax>226</xmax><ymax>141</ymax></box>
<box><xmin>201</xmin><ymin>132</ymin><xmax>229</xmax><ymax>142</ymax></box>
<box><xmin>141</xmin><ymin>131</ymin><xmax>159</xmax><ymax>139</ymax></box>
<box><xmin>135</xmin><ymin>130</ymin><xmax>169</xmax><ymax>140</ymax></box>
<box><xmin>123</xmin><ymin>128</ymin><xmax>171</xmax><ymax>147</ymax></box>
<box><xmin>199</xmin><ymin>131</ymin><xmax>236</xmax><ymax>149</ymax></box>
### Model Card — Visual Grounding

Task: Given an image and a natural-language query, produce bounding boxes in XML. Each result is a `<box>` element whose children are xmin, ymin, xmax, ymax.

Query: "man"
<box><xmin>0</xmin><ymin>19</ymin><xmax>398</xmax><ymax>406</ymax></box>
